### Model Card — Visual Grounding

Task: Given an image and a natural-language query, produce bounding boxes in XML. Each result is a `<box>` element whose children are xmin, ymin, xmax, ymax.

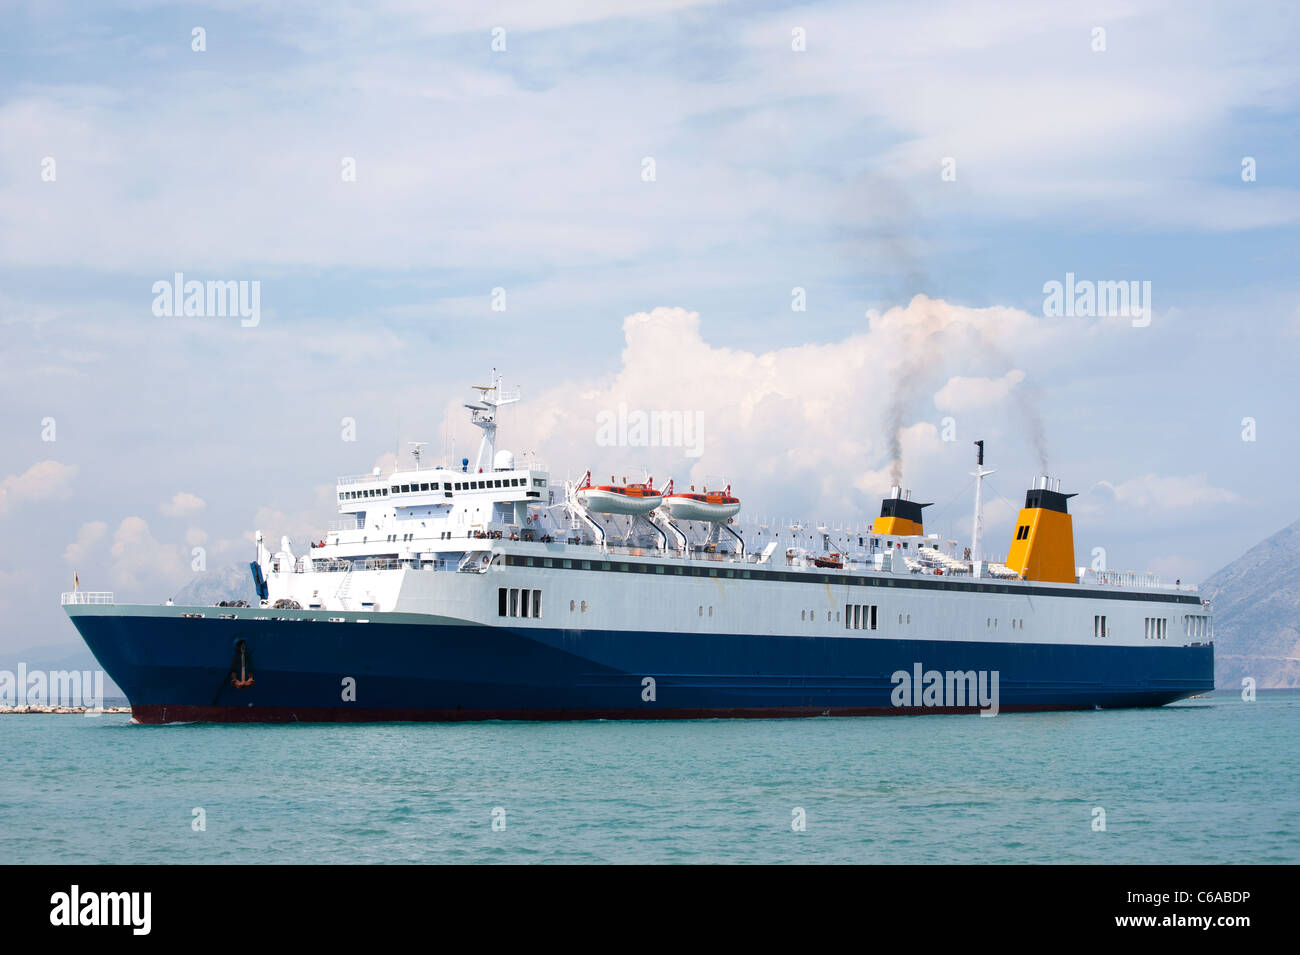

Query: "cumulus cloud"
<box><xmin>160</xmin><ymin>491</ymin><xmax>205</xmax><ymax>517</ymax></box>
<box><xmin>934</xmin><ymin>369</ymin><xmax>1027</xmax><ymax>411</ymax></box>
<box><xmin>64</xmin><ymin>520</ymin><xmax>108</xmax><ymax>564</ymax></box>
<box><xmin>0</xmin><ymin>460</ymin><xmax>76</xmax><ymax>516</ymax></box>
<box><xmin>109</xmin><ymin>517</ymin><xmax>186</xmax><ymax>591</ymax></box>
<box><xmin>439</xmin><ymin>296</ymin><xmax>1063</xmax><ymax>521</ymax></box>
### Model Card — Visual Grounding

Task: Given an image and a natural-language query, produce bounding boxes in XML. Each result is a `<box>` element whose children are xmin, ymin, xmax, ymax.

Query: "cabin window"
<box><xmin>520</xmin><ymin>589</ymin><xmax>530</xmax><ymax>617</ymax></box>
<box><xmin>498</xmin><ymin>588</ymin><xmax>508</xmax><ymax>616</ymax></box>
<box><xmin>532</xmin><ymin>590</ymin><xmax>541</xmax><ymax>618</ymax></box>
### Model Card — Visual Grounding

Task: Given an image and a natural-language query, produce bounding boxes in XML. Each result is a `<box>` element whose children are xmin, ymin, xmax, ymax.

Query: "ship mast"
<box><xmin>465</xmin><ymin>369</ymin><xmax>520</xmax><ymax>473</ymax></box>
<box><xmin>970</xmin><ymin>440</ymin><xmax>996</xmax><ymax>562</ymax></box>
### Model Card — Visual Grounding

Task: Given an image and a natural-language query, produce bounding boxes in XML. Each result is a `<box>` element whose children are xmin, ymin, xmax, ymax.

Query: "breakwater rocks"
<box><xmin>0</xmin><ymin>705</ymin><xmax>131</xmax><ymax>714</ymax></box>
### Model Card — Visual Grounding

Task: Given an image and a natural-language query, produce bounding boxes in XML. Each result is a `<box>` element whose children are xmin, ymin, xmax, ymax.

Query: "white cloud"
<box><xmin>934</xmin><ymin>370</ymin><xmax>1026</xmax><ymax>411</ymax></box>
<box><xmin>0</xmin><ymin>461</ymin><xmax>76</xmax><ymax>517</ymax></box>
<box><xmin>439</xmin><ymin>296</ymin><xmax>1064</xmax><ymax>521</ymax></box>
<box><xmin>160</xmin><ymin>491</ymin><xmax>206</xmax><ymax>517</ymax></box>
<box><xmin>3</xmin><ymin>0</ymin><xmax>1296</xmax><ymax>280</ymax></box>
<box><xmin>64</xmin><ymin>520</ymin><xmax>108</xmax><ymax>564</ymax></box>
<box><xmin>109</xmin><ymin>517</ymin><xmax>186</xmax><ymax>591</ymax></box>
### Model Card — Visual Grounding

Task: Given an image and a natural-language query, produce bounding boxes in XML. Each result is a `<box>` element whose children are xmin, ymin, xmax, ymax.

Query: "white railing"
<box><xmin>1094</xmin><ymin>570</ymin><xmax>1163</xmax><ymax>588</ymax></box>
<box><xmin>61</xmin><ymin>591</ymin><xmax>114</xmax><ymax>605</ymax></box>
<box><xmin>312</xmin><ymin>559</ymin><xmax>354</xmax><ymax>573</ymax></box>
<box><xmin>327</xmin><ymin>517</ymin><xmax>361</xmax><ymax>532</ymax></box>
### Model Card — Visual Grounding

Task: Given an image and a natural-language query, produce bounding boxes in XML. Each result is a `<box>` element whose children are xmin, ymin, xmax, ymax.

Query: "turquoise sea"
<box><xmin>2</xmin><ymin>691</ymin><xmax>1296</xmax><ymax>864</ymax></box>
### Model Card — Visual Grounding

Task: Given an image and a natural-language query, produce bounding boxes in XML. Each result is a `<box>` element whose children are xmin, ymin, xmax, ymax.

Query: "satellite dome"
<box><xmin>493</xmin><ymin>449</ymin><xmax>515</xmax><ymax>471</ymax></box>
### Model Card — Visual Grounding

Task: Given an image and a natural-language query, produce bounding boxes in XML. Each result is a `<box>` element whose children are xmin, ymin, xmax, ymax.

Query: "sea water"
<box><xmin>2</xmin><ymin>691</ymin><xmax>1295</xmax><ymax>864</ymax></box>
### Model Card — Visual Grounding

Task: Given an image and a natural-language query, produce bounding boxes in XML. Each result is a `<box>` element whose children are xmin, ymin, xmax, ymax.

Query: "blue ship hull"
<box><xmin>67</xmin><ymin>608</ymin><xmax>1215</xmax><ymax>723</ymax></box>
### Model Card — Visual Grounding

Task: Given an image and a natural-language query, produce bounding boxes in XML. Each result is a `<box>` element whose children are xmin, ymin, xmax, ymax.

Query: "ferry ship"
<box><xmin>63</xmin><ymin>374</ymin><xmax>1215</xmax><ymax>723</ymax></box>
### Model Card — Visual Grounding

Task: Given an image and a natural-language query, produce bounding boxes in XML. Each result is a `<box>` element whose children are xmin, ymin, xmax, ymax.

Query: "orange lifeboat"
<box><xmin>575</xmin><ymin>471</ymin><xmax>663</xmax><ymax>516</ymax></box>
<box><xmin>662</xmin><ymin>480</ymin><xmax>741</xmax><ymax>522</ymax></box>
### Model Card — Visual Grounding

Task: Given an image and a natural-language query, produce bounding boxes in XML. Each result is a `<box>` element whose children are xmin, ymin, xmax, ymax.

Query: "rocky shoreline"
<box><xmin>0</xmin><ymin>705</ymin><xmax>131</xmax><ymax>714</ymax></box>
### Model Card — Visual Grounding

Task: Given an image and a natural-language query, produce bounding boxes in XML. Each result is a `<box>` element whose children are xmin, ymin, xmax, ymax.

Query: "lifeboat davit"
<box><xmin>662</xmin><ymin>480</ymin><xmax>741</xmax><ymax>522</ymax></box>
<box><xmin>576</xmin><ymin>472</ymin><xmax>663</xmax><ymax>516</ymax></box>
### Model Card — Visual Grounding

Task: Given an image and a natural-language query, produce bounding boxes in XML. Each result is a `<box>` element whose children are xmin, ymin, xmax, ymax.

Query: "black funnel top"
<box><xmin>879</xmin><ymin>497</ymin><xmax>933</xmax><ymax>524</ymax></box>
<box><xmin>1024</xmin><ymin>488</ymin><xmax>1076</xmax><ymax>514</ymax></box>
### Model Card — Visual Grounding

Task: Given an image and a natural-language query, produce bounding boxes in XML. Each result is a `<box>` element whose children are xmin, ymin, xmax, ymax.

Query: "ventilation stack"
<box><xmin>871</xmin><ymin>486</ymin><xmax>931</xmax><ymax>537</ymax></box>
<box><xmin>1006</xmin><ymin>476</ymin><xmax>1077</xmax><ymax>583</ymax></box>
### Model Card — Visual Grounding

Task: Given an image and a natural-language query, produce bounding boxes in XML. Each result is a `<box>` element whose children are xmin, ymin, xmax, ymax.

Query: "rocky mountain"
<box><xmin>1201</xmin><ymin>516</ymin><xmax>1300</xmax><ymax>689</ymax></box>
<box><xmin>173</xmin><ymin>563</ymin><xmax>258</xmax><ymax>607</ymax></box>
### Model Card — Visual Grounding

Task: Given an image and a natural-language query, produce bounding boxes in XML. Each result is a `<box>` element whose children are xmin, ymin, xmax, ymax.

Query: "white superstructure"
<box><xmin>252</xmin><ymin>375</ymin><xmax>1213</xmax><ymax>652</ymax></box>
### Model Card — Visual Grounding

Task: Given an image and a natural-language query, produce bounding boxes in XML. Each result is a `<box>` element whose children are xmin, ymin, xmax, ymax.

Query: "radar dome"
<box><xmin>494</xmin><ymin>449</ymin><xmax>515</xmax><ymax>471</ymax></box>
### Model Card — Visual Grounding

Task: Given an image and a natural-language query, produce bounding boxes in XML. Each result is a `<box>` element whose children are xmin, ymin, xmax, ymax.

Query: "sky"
<box><xmin>2</xmin><ymin>0</ymin><xmax>1298</xmax><ymax>652</ymax></box>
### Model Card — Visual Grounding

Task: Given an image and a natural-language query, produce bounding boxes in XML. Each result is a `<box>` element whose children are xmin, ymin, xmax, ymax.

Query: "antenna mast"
<box><xmin>464</xmin><ymin>369</ymin><xmax>520</xmax><ymax>472</ymax></box>
<box><xmin>971</xmin><ymin>440</ymin><xmax>996</xmax><ymax>562</ymax></box>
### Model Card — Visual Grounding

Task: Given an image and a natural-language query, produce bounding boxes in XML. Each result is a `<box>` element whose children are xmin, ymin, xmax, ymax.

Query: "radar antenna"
<box><xmin>463</xmin><ymin>369</ymin><xmax>520</xmax><ymax>472</ymax></box>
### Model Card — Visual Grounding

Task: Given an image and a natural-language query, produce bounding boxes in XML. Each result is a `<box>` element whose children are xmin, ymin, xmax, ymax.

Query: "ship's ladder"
<box><xmin>335</xmin><ymin>564</ymin><xmax>353</xmax><ymax>609</ymax></box>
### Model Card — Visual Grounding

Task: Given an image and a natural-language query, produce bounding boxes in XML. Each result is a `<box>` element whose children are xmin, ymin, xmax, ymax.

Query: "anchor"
<box><xmin>230</xmin><ymin>640</ymin><xmax>255</xmax><ymax>689</ymax></box>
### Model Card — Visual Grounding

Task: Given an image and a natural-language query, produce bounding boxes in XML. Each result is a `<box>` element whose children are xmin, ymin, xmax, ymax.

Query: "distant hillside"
<box><xmin>173</xmin><ymin>564</ymin><xmax>258</xmax><ymax>607</ymax></box>
<box><xmin>1202</xmin><ymin>516</ymin><xmax>1300</xmax><ymax>689</ymax></box>
<box><xmin>1</xmin><ymin>642</ymin><xmax>123</xmax><ymax>699</ymax></box>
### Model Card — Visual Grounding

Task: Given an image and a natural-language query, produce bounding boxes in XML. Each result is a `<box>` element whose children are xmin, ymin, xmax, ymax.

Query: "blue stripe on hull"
<box><xmin>68</xmin><ymin>614</ymin><xmax>1215</xmax><ymax>723</ymax></box>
